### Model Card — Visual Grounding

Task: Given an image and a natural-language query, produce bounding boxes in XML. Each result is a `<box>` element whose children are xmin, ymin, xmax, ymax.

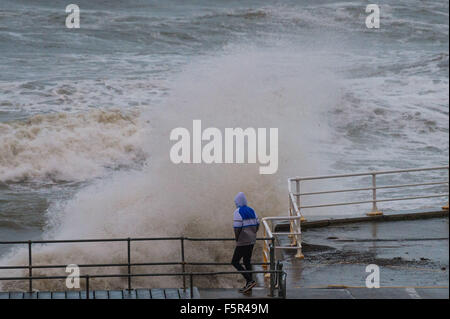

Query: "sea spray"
<box><xmin>0</xmin><ymin>45</ymin><xmax>339</xmax><ymax>290</ymax></box>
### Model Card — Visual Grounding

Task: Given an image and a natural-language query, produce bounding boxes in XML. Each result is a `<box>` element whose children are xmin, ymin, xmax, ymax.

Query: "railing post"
<box><xmin>295</xmin><ymin>180</ymin><xmax>306</xmax><ymax>221</ymax></box>
<box><xmin>127</xmin><ymin>237</ymin><xmax>132</xmax><ymax>291</ymax></box>
<box><xmin>276</xmin><ymin>262</ymin><xmax>284</xmax><ymax>298</ymax></box>
<box><xmin>367</xmin><ymin>173</ymin><xmax>383</xmax><ymax>216</ymax></box>
<box><xmin>279</xmin><ymin>270</ymin><xmax>287</xmax><ymax>299</ymax></box>
<box><xmin>262</xmin><ymin>229</ymin><xmax>267</xmax><ymax>270</ymax></box>
<box><xmin>28</xmin><ymin>240</ymin><xmax>32</xmax><ymax>293</ymax></box>
<box><xmin>275</xmin><ymin>260</ymin><xmax>280</xmax><ymax>287</ymax></box>
<box><xmin>269</xmin><ymin>244</ymin><xmax>275</xmax><ymax>297</ymax></box>
<box><xmin>181</xmin><ymin>237</ymin><xmax>186</xmax><ymax>291</ymax></box>
<box><xmin>189</xmin><ymin>273</ymin><xmax>194</xmax><ymax>299</ymax></box>
<box><xmin>85</xmin><ymin>275</ymin><xmax>90</xmax><ymax>299</ymax></box>
<box><xmin>294</xmin><ymin>220</ymin><xmax>304</xmax><ymax>259</ymax></box>
<box><xmin>290</xmin><ymin>219</ymin><xmax>297</xmax><ymax>247</ymax></box>
<box><xmin>263</xmin><ymin>234</ymin><xmax>271</xmax><ymax>279</ymax></box>
<box><xmin>288</xmin><ymin>198</ymin><xmax>294</xmax><ymax>239</ymax></box>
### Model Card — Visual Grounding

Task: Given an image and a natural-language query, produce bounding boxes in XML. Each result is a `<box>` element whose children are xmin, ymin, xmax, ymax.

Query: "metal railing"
<box><xmin>0</xmin><ymin>236</ymin><xmax>286</xmax><ymax>298</ymax></box>
<box><xmin>288</xmin><ymin>166</ymin><xmax>449</xmax><ymax>217</ymax></box>
<box><xmin>261</xmin><ymin>216</ymin><xmax>304</xmax><ymax>267</ymax></box>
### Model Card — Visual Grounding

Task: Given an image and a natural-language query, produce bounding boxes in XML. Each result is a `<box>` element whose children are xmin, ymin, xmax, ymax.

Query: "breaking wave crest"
<box><xmin>0</xmin><ymin>109</ymin><xmax>148</xmax><ymax>183</ymax></box>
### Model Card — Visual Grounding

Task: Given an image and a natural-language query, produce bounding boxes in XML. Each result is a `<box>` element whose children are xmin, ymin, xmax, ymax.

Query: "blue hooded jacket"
<box><xmin>233</xmin><ymin>192</ymin><xmax>259</xmax><ymax>246</ymax></box>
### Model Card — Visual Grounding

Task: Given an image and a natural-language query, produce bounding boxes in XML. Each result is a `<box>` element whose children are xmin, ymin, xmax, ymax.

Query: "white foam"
<box><xmin>0</xmin><ymin>109</ymin><xmax>148</xmax><ymax>182</ymax></box>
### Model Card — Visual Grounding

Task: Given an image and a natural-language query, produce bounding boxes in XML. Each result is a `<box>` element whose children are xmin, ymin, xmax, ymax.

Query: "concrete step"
<box><xmin>0</xmin><ymin>287</ymin><xmax>201</xmax><ymax>299</ymax></box>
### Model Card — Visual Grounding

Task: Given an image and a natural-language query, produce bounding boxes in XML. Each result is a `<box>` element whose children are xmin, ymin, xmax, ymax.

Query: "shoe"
<box><xmin>238</xmin><ymin>285</ymin><xmax>247</xmax><ymax>293</ymax></box>
<box><xmin>238</xmin><ymin>282</ymin><xmax>250</xmax><ymax>293</ymax></box>
<box><xmin>240</xmin><ymin>280</ymin><xmax>256</xmax><ymax>293</ymax></box>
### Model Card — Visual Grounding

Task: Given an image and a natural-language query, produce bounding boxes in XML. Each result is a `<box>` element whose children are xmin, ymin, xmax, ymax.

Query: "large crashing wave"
<box><xmin>0</xmin><ymin>46</ymin><xmax>339</xmax><ymax>291</ymax></box>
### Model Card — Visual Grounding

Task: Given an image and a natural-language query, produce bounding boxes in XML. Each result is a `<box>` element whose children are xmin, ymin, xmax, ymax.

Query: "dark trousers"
<box><xmin>231</xmin><ymin>244</ymin><xmax>254</xmax><ymax>283</ymax></box>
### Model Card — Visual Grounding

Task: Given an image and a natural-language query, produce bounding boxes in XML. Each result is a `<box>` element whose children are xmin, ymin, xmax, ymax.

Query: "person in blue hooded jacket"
<box><xmin>231</xmin><ymin>192</ymin><xmax>259</xmax><ymax>293</ymax></box>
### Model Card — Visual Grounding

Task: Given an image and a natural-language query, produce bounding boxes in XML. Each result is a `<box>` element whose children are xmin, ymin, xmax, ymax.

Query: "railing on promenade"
<box><xmin>0</xmin><ymin>236</ymin><xmax>286</xmax><ymax>298</ymax></box>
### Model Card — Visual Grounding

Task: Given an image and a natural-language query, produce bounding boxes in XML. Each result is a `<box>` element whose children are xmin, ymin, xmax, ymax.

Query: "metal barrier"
<box><xmin>0</xmin><ymin>236</ymin><xmax>286</xmax><ymax>298</ymax></box>
<box><xmin>288</xmin><ymin>166</ymin><xmax>449</xmax><ymax>217</ymax></box>
<box><xmin>261</xmin><ymin>216</ymin><xmax>304</xmax><ymax>268</ymax></box>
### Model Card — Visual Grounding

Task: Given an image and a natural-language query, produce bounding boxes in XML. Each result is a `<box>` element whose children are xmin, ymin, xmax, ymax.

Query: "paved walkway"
<box><xmin>198</xmin><ymin>287</ymin><xmax>448</xmax><ymax>299</ymax></box>
<box><xmin>278</xmin><ymin>211</ymin><xmax>449</xmax><ymax>290</ymax></box>
<box><xmin>286</xmin><ymin>287</ymin><xmax>448</xmax><ymax>299</ymax></box>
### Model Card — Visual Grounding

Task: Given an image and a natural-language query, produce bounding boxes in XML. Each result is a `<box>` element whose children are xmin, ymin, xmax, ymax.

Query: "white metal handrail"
<box><xmin>262</xmin><ymin>216</ymin><xmax>304</xmax><ymax>269</ymax></box>
<box><xmin>261</xmin><ymin>166</ymin><xmax>448</xmax><ymax>263</ymax></box>
<box><xmin>288</xmin><ymin>166</ymin><xmax>449</xmax><ymax>216</ymax></box>
<box><xmin>289</xmin><ymin>166</ymin><xmax>449</xmax><ymax>181</ymax></box>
